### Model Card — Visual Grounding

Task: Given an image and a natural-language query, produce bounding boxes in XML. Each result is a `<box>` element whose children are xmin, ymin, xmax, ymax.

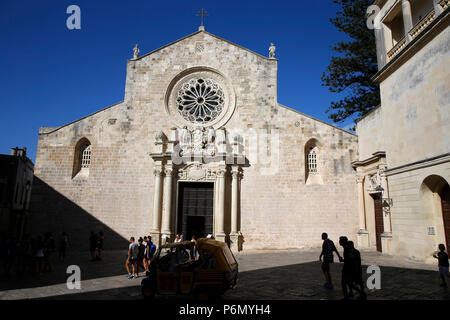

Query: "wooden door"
<box><xmin>441</xmin><ymin>185</ymin><xmax>450</xmax><ymax>253</ymax></box>
<box><xmin>177</xmin><ymin>182</ymin><xmax>214</xmax><ymax>240</ymax></box>
<box><xmin>373</xmin><ymin>193</ymin><xmax>384</xmax><ymax>252</ymax></box>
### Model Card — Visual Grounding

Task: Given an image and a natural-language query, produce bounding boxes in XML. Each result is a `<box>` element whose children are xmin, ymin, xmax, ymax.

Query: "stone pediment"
<box><xmin>133</xmin><ymin>30</ymin><xmax>274</xmax><ymax>63</ymax></box>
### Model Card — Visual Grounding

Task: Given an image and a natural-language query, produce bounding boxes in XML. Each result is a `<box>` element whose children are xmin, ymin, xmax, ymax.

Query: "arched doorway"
<box><xmin>441</xmin><ymin>184</ymin><xmax>450</xmax><ymax>252</ymax></box>
<box><xmin>421</xmin><ymin>175</ymin><xmax>450</xmax><ymax>252</ymax></box>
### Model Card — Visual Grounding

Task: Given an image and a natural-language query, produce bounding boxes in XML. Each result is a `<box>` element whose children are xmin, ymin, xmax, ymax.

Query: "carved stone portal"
<box><xmin>149</xmin><ymin>127</ymin><xmax>243</xmax><ymax>251</ymax></box>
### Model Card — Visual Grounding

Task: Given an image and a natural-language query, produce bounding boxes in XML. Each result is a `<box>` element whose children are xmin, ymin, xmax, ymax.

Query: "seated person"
<box><xmin>168</xmin><ymin>252</ymin><xmax>178</xmax><ymax>272</ymax></box>
<box><xmin>176</xmin><ymin>247</ymin><xmax>190</xmax><ymax>265</ymax></box>
<box><xmin>158</xmin><ymin>250</ymin><xmax>172</xmax><ymax>272</ymax></box>
<box><xmin>201</xmin><ymin>250</ymin><xmax>216</xmax><ymax>269</ymax></box>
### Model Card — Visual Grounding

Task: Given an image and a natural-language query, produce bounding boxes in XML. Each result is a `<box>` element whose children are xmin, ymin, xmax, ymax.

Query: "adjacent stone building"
<box><xmin>0</xmin><ymin>147</ymin><xmax>34</xmax><ymax>241</ymax></box>
<box><xmin>30</xmin><ymin>27</ymin><xmax>359</xmax><ymax>251</ymax></box>
<box><xmin>356</xmin><ymin>0</ymin><xmax>450</xmax><ymax>262</ymax></box>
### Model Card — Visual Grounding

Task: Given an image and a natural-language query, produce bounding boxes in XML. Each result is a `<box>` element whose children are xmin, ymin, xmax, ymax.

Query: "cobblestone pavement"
<box><xmin>0</xmin><ymin>248</ymin><xmax>449</xmax><ymax>300</ymax></box>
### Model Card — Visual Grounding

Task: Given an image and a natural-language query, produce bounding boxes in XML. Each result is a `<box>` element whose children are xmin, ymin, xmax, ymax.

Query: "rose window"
<box><xmin>176</xmin><ymin>78</ymin><xmax>225</xmax><ymax>124</ymax></box>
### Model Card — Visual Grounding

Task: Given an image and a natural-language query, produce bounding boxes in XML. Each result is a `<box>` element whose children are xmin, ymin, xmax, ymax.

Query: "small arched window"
<box><xmin>307</xmin><ymin>147</ymin><xmax>318</xmax><ymax>173</ymax></box>
<box><xmin>81</xmin><ymin>144</ymin><xmax>91</xmax><ymax>168</ymax></box>
<box><xmin>305</xmin><ymin>138</ymin><xmax>322</xmax><ymax>185</ymax></box>
<box><xmin>73</xmin><ymin>138</ymin><xmax>91</xmax><ymax>178</ymax></box>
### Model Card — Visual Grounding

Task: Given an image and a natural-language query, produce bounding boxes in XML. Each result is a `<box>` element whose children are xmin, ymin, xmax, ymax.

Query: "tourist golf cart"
<box><xmin>141</xmin><ymin>238</ymin><xmax>238</xmax><ymax>299</ymax></box>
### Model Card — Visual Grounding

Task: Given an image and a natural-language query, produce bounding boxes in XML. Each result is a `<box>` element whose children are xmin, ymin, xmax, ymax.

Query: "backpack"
<box><xmin>149</xmin><ymin>244</ymin><xmax>156</xmax><ymax>258</ymax></box>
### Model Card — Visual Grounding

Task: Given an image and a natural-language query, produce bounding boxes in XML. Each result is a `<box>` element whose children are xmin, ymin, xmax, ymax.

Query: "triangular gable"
<box><xmin>133</xmin><ymin>30</ymin><xmax>275</xmax><ymax>62</ymax></box>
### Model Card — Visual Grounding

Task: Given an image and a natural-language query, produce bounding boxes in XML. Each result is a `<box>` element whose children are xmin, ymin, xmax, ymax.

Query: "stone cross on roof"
<box><xmin>197</xmin><ymin>8</ymin><xmax>208</xmax><ymax>31</ymax></box>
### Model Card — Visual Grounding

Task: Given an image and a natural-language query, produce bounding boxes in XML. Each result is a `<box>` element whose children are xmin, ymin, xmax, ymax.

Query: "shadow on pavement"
<box><xmin>0</xmin><ymin>249</ymin><xmax>128</xmax><ymax>291</ymax></box>
<box><xmin>20</xmin><ymin>261</ymin><xmax>450</xmax><ymax>300</ymax></box>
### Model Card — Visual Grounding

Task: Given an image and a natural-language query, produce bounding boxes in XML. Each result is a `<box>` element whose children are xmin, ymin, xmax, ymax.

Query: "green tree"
<box><xmin>321</xmin><ymin>0</ymin><xmax>380</xmax><ymax>125</ymax></box>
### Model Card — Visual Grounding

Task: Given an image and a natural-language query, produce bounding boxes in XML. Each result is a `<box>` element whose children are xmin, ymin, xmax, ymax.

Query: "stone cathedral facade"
<box><xmin>30</xmin><ymin>28</ymin><xmax>359</xmax><ymax>251</ymax></box>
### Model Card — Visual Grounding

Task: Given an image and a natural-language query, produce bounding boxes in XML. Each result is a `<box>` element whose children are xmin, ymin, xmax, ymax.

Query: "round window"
<box><xmin>176</xmin><ymin>78</ymin><xmax>225</xmax><ymax>124</ymax></box>
<box><xmin>165</xmin><ymin>69</ymin><xmax>236</xmax><ymax>129</ymax></box>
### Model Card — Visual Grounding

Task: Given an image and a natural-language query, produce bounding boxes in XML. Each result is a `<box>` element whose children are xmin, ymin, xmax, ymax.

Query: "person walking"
<box><xmin>319</xmin><ymin>232</ymin><xmax>342</xmax><ymax>289</ymax></box>
<box><xmin>142</xmin><ymin>236</ymin><xmax>148</xmax><ymax>270</ymax></box>
<box><xmin>433</xmin><ymin>244</ymin><xmax>449</xmax><ymax>287</ymax></box>
<box><xmin>33</xmin><ymin>235</ymin><xmax>45</xmax><ymax>277</ymax></box>
<box><xmin>97</xmin><ymin>231</ymin><xmax>104</xmax><ymax>261</ymax></box>
<box><xmin>58</xmin><ymin>232</ymin><xmax>69</xmax><ymax>262</ymax></box>
<box><xmin>136</xmin><ymin>237</ymin><xmax>146</xmax><ymax>277</ymax></box>
<box><xmin>43</xmin><ymin>232</ymin><xmax>55</xmax><ymax>272</ymax></box>
<box><xmin>144</xmin><ymin>236</ymin><xmax>156</xmax><ymax>271</ymax></box>
<box><xmin>125</xmin><ymin>237</ymin><xmax>139</xmax><ymax>279</ymax></box>
<box><xmin>347</xmin><ymin>241</ymin><xmax>367</xmax><ymax>300</ymax></box>
<box><xmin>89</xmin><ymin>231</ymin><xmax>98</xmax><ymax>261</ymax></box>
<box><xmin>339</xmin><ymin>237</ymin><xmax>366</xmax><ymax>299</ymax></box>
<box><xmin>338</xmin><ymin>236</ymin><xmax>353</xmax><ymax>299</ymax></box>
<box><xmin>191</xmin><ymin>235</ymin><xmax>198</xmax><ymax>260</ymax></box>
<box><xmin>172</xmin><ymin>234</ymin><xmax>180</xmax><ymax>252</ymax></box>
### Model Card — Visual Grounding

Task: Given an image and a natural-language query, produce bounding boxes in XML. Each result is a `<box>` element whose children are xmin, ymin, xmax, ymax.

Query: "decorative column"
<box><xmin>161</xmin><ymin>165</ymin><xmax>174</xmax><ymax>241</ymax></box>
<box><xmin>151</xmin><ymin>167</ymin><xmax>163</xmax><ymax>234</ymax></box>
<box><xmin>231</xmin><ymin>168</ymin><xmax>239</xmax><ymax>234</ymax></box>
<box><xmin>149</xmin><ymin>132</ymin><xmax>166</xmax><ymax>246</ymax></box>
<box><xmin>356</xmin><ymin>174</ymin><xmax>369</xmax><ymax>248</ymax></box>
<box><xmin>230</xmin><ymin>167</ymin><xmax>241</xmax><ymax>251</ymax></box>
<box><xmin>402</xmin><ymin>0</ymin><xmax>414</xmax><ymax>43</ymax></box>
<box><xmin>379</xmin><ymin>166</ymin><xmax>393</xmax><ymax>254</ymax></box>
<box><xmin>215</xmin><ymin>168</ymin><xmax>226</xmax><ymax>242</ymax></box>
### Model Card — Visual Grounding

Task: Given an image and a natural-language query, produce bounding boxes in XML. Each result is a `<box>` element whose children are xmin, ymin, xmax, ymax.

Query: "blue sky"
<box><xmin>0</xmin><ymin>0</ymin><xmax>355</xmax><ymax>162</ymax></box>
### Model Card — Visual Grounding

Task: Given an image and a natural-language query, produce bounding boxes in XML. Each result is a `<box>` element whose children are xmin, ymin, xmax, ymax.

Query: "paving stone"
<box><xmin>0</xmin><ymin>248</ymin><xmax>449</xmax><ymax>300</ymax></box>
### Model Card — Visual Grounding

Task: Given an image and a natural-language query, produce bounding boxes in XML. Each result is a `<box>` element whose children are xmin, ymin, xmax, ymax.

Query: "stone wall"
<box><xmin>356</xmin><ymin>106</ymin><xmax>385</xmax><ymax>160</ymax></box>
<box><xmin>380</xmin><ymin>26</ymin><xmax>450</xmax><ymax>168</ymax></box>
<box><xmin>388</xmin><ymin>163</ymin><xmax>450</xmax><ymax>263</ymax></box>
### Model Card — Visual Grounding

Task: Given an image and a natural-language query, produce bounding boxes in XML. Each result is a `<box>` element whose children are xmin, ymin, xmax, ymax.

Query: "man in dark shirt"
<box><xmin>319</xmin><ymin>232</ymin><xmax>342</xmax><ymax>289</ymax></box>
<box><xmin>339</xmin><ymin>236</ymin><xmax>365</xmax><ymax>300</ymax></box>
<box><xmin>347</xmin><ymin>241</ymin><xmax>367</xmax><ymax>300</ymax></box>
<box><xmin>433</xmin><ymin>244</ymin><xmax>449</xmax><ymax>287</ymax></box>
<box><xmin>137</xmin><ymin>237</ymin><xmax>146</xmax><ymax>277</ymax></box>
<box><xmin>338</xmin><ymin>236</ymin><xmax>352</xmax><ymax>298</ymax></box>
